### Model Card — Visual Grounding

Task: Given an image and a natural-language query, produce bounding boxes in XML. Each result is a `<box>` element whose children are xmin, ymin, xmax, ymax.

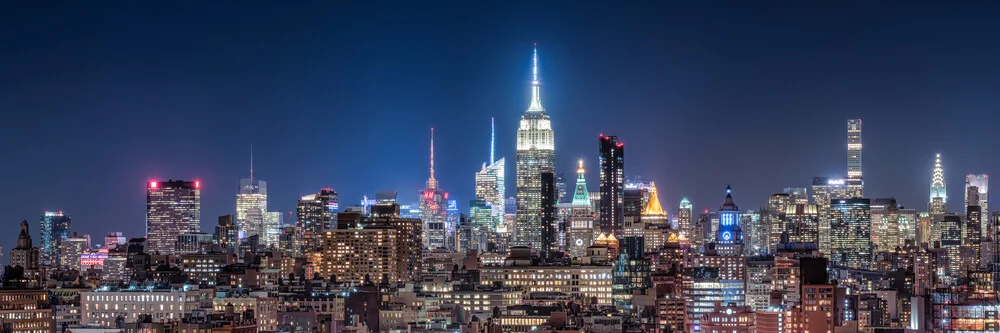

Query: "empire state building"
<box><xmin>514</xmin><ymin>46</ymin><xmax>555</xmax><ymax>250</ymax></box>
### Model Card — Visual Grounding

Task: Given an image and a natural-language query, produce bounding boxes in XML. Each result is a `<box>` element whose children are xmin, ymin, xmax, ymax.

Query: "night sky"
<box><xmin>3</xmin><ymin>2</ymin><xmax>1000</xmax><ymax>250</ymax></box>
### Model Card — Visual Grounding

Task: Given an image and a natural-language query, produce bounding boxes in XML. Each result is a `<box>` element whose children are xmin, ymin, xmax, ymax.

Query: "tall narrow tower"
<box><xmin>421</xmin><ymin>128</ymin><xmax>449</xmax><ymax>250</ymax></box>
<box><xmin>599</xmin><ymin>134</ymin><xmax>624</xmax><ymax>234</ymax></box>
<box><xmin>514</xmin><ymin>45</ymin><xmax>556</xmax><ymax>250</ymax></box>
<box><xmin>846</xmin><ymin>119</ymin><xmax>863</xmax><ymax>197</ymax></box>
<box><xmin>930</xmin><ymin>154</ymin><xmax>947</xmax><ymax>214</ymax></box>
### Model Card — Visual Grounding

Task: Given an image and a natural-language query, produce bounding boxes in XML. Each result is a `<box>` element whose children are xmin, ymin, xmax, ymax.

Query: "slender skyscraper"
<box><xmin>678</xmin><ymin>198</ymin><xmax>693</xmax><ymax>240</ymax></box>
<box><xmin>599</xmin><ymin>134</ymin><xmax>624</xmax><ymax>234</ymax></box>
<box><xmin>420</xmin><ymin>128</ymin><xmax>449</xmax><ymax>250</ymax></box>
<box><xmin>39</xmin><ymin>210</ymin><xmax>71</xmax><ymax>268</ymax></box>
<box><xmin>475</xmin><ymin>118</ymin><xmax>505</xmax><ymax>232</ymax></box>
<box><xmin>846</xmin><ymin>119</ymin><xmax>863</xmax><ymax>197</ymax></box>
<box><xmin>236</xmin><ymin>147</ymin><xmax>281</xmax><ymax>247</ymax></box>
<box><xmin>930</xmin><ymin>154</ymin><xmax>947</xmax><ymax>214</ymax></box>
<box><xmin>514</xmin><ymin>45</ymin><xmax>555</xmax><ymax>250</ymax></box>
<box><xmin>146</xmin><ymin>179</ymin><xmax>201</xmax><ymax>255</ymax></box>
<box><xmin>811</xmin><ymin>177</ymin><xmax>848</xmax><ymax>255</ymax></box>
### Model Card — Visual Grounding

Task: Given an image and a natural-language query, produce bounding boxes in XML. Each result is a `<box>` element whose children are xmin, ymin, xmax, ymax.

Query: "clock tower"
<box><xmin>715</xmin><ymin>185</ymin><xmax>743</xmax><ymax>255</ymax></box>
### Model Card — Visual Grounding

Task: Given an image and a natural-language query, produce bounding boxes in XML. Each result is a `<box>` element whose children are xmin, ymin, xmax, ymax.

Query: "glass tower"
<box><xmin>39</xmin><ymin>210</ymin><xmax>71</xmax><ymax>268</ymax></box>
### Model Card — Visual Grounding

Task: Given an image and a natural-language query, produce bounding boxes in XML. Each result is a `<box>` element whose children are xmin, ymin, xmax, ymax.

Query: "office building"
<box><xmin>514</xmin><ymin>46</ymin><xmax>555</xmax><ymax>250</ymax></box>
<box><xmin>39</xmin><ymin>210</ymin><xmax>71</xmax><ymax>268</ymax></box>
<box><xmin>475</xmin><ymin>117</ymin><xmax>506</xmax><ymax>232</ymax></box>
<box><xmin>939</xmin><ymin>213</ymin><xmax>963</xmax><ymax>282</ymax></box>
<box><xmin>846</xmin><ymin>119</ymin><xmax>863</xmax><ymax>197</ymax></box>
<box><xmin>420</xmin><ymin>128</ymin><xmax>449</xmax><ymax>250</ymax></box>
<box><xmin>870</xmin><ymin>198</ymin><xmax>900</xmax><ymax>251</ymax></box>
<box><xmin>899</xmin><ymin>208</ymin><xmax>917</xmax><ymax>244</ymax></box>
<box><xmin>60</xmin><ymin>234</ymin><xmax>89</xmax><ymax>271</ymax></box>
<box><xmin>599</xmin><ymin>134</ymin><xmax>624</xmax><ymax>235</ymax></box>
<box><xmin>785</xmin><ymin>203</ymin><xmax>820</xmax><ymax>245</ymax></box>
<box><xmin>765</xmin><ymin>193</ymin><xmax>792</xmax><ymax>254</ymax></box>
<box><xmin>967</xmin><ymin>174</ymin><xmax>989</xmax><ymax>233</ymax></box>
<box><xmin>930</xmin><ymin>154</ymin><xmax>947</xmax><ymax>214</ymax></box>
<box><xmin>830</xmin><ymin>198</ymin><xmax>872</xmax><ymax>270</ymax></box>
<box><xmin>811</xmin><ymin>177</ymin><xmax>849</xmax><ymax>255</ymax></box>
<box><xmin>146</xmin><ymin>179</ymin><xmax>201</xmax><ymax>255</ymax></box>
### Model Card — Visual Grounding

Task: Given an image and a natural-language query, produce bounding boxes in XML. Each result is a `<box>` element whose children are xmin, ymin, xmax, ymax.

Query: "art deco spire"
<box><xmin>427</xmin><ymin>128</ymin><xmax>438</xmax><ymax>190</ymax></box>
<box><xmin>930</xmin><ymin>153</ymin><xmax>946</xmax><ymax>202</ymax></box>
<box><xmin>527</xmin><ymin>45</ymin><xmax>544</xmax><ymax>112</ymax></box>
<box><xmin>644</xmin><ymin>182</ymin><xmax>666</xmax><ymax>216</ymax></box>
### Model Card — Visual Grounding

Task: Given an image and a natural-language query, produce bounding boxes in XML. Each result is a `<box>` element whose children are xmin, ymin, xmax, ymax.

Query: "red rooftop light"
<box><xmin>195</xmin><ymin>180</ymin><xmax>201</xmax><ymax>188</ymax></box>
<box><xmin>150</xmin><ymin>181</ymin><xmax>158</xmax><ymax>188</ymax></box>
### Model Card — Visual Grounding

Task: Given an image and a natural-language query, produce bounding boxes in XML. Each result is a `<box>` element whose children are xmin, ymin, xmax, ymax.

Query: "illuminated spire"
<box><xmin>249</xmin><ymin>144</ymin><xmax>254</xmax><ymax>181</ymax></box>
<box><xmin>527</xmin><ymin>45</ymin><xmax>544</xmax><ymax>112</ymax></box>
<box><xmin>490</xmin><ymin>117</ymin><xmax>495</xmax><ymax>164</ymax></box>
<box><xmin>644</xmin><ymin>182</ymin><xmax>666</xmax><ymax>216</ymax></box>
<box><xmin>930</xmin><ymin>153</ymin><xmax>946</xmax><ymax>202</ymax></box>
<box><xmin>572</xmin><ymin>159</ymin><xmax>591</xmax><ymax>206</ymax></box>
<box><xmin>427</xmin><ymin>128</ymin><xmax>438</xmax><ymax>189</ymax></box>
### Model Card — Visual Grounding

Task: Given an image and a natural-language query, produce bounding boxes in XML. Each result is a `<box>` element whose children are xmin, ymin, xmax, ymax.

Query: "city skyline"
<box><xmin>4</xmin><ymin>2</ymin><xmax>1000</xmax><ymax>250</ymax></box>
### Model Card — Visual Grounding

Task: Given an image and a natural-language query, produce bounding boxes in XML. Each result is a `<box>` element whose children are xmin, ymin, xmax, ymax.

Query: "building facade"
<box><xmin>146</xmin><ymin>179</ymin><xmax>201</xmax><ymax>255</ymax></box>
<box><xmin>599</xmin><ymin>134</ymin><xmax>624</xmax><ymax>235</ymax></box>
<box><xmin>39</xmin><ymin>210</ymin><xmax>71</xmax><ymax>268</ymax></box>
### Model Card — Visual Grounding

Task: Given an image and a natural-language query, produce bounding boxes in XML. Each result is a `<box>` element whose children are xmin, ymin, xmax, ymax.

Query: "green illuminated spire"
<box><xmin>572</xmin><ymin>159</ymin><xmax>590</xmax><ymax>206</ymax></box>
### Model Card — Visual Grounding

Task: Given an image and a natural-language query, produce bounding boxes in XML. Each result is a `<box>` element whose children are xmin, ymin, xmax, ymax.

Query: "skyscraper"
<box><xmin>419</xmin><ymin>128</ymin><xmax>448</xmax><ymax>250</ymax></box>
<box><xmin>811</xmin><ymin>177</ymin><xmax>848</xmax><ymax>255</ymax></box>
<box><xmin>870</xmin><ymin>198</ymin><xmax>899</xmax><ymax>251</ymax></box>
<box><xmin>715</xmin><ymin>186</ymin><xmax>743</xmax><ymax>256</ymax></box>
<box><xmin>930</xmin><ymin>154</ymin><xmax>947</xmax><ymax>214</ymax></box>
<box><xmin>678</xmin><ymin>198</ymin><xmax>693</xmax><ymax>240</ymax></box>
<box><xmin>967</xmin><ymin>174</ymin><xmax>989</xmax><ymax>233</ymax></box>
<box><xmin>830</xmin><ymin>198</ymin><xmax>872</xmax><ymax>270</ymax></box>
<box><xmin>765</xmin><ymin>193</ymin><xmax>792</xmax><ymax>254</ymax></box>
<box><xmin>846</xmin><ymin>119</ymin><xmax>863</xmax><ymax>197</ymax></box>
<box><xmin>146</xmin><ymin>179</ymin><xmax>201</xmax><ymax>255</ymax></box>
<box><xmin>475</xmin><ymin>117</ymin><xmax>506</xmax><ymax>236</ymax></box>
<box><xmin>599</xmin><ymin>134</ymin><xmax>624</xmax><ymax>235</ymax></box>
<box><xmin>514</xmin><ymin>46</ymin><xmax>555</xmax><ymax>250</ymax></box>
<box><xmin>567</xmin><ymin>160</ymin><xmax>596</xmax><ymax>258</ymax></box>
<box><xmin>236</xmin><ymin>176</ymin><xmax>270</xmax><ymax>245</ymax></box>
<box><xmin>39</xmin><ymin>210</ymin><xmax>70</xmax><ymax>268</ymax></box>
<box><xmin>296</xmin><ymin>188</ymin><xmax>337</xmax><ymax>251</ymax></box>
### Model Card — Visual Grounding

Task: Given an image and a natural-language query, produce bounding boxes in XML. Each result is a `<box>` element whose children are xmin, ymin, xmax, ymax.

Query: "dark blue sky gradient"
<box><xmin>3</xmin><ymin>2</ymin><xmax>1000</xmax><ymax>249</ymax></box>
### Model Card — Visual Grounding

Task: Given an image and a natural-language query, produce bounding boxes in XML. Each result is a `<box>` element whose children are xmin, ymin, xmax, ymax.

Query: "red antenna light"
<box><xmin>150</xmin><ymin>181</ymin><xmax>158</xmax><ymax>189</ymax></box>
<box><xmin>195</xmin><ymin>180</ymin><xmax>201</xmax><ymax>188</ymax></box>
